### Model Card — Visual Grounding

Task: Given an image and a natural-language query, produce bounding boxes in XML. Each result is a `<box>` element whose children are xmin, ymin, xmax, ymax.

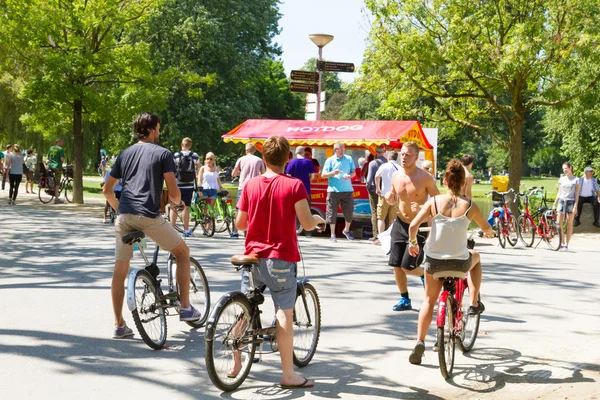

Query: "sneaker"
<box><xmin>574</xmin><ymin>220</ymin><xmax>581</xmax><ymax>227</ymax></box>
<box><xmin>102</xmin><ymin>218</ymin><xmax>109</xmax><ymax>224</ymax></box>
<box><xmin>54</xmin><ymin>198</ymin><xmax>64</xmax><ymax>204</ymax></box>
<box><xmin>180</xmin><ymin>305</ymin><xmax>202</xmax><ymax>322</ymax></box>
<box><xmin>409</xmin><ymin>342</ymin><xmax>425</xmax><ymax>365</ymax></box>
<box><xmin>468</xmin><ymin>301</ymin><xmax>485</xmax><ymax>316</ymax></box>
<box><xmin>560</xmin><ymin>244</ymin><xmax>568</xmax><ymax>251</ymax></box>
<box><xmin>230</xmin><ymin>232</ymin><xmax>239</xmax><ymax>239</ymax></box>
<box><xmin>393</xmin><ymin>297</ymin><xmax>412</xmax><ymax>311</ymax></box>
<box><xmin>368</xmin><ymin>236</ymin><xmax>378</xmax><ymax>242</ymax></box>
<box><xmin>183</xmin><ymin>229</ymin><xmax>195</xmax><ymax>237</ymax></box>
<box><xmin>342</xmin><ymin>230</ymin><xmax>355</xmax><ymax>241</ymax></box>
<box><xmin>7</xmin><ymin>199</ymin><xmax>12</xmax><ymax>205</ymax></box>
<box><xmin>113</xmin><ymin>324</ymin><xmax>134</xmax><ymax>339</ymax></box>
<box><xmin>330</xmin><ymin>236</ymin><xmax>337</xmax><ymax>243</ymax></box>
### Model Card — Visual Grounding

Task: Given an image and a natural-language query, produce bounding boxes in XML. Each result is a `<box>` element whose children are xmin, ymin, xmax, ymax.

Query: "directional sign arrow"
<box><xmin>317</xmin><ymin>61</ymin><xmax>355</xmax><ymax>73</ymax></box>
<box><xmin>290</xmin><ymin>70</ymin><xmax>319</xmax><ymax>82</ymax></box>
<box><xmin>290</xmin><ymin>82</ymin><xmax>319</xmax><ymax>94</ymax></box>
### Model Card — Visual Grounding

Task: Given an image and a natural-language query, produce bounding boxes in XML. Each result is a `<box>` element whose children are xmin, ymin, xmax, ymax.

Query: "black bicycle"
<box><xmin>38</xmin><ymin>164</ymin><xmax>74</xmax><ymax>204</ymax></box>
<box><xmin>205</xmin><ymin>254</ymin><xmax>321</xmax><ymax>392</ymax></box>
<box><xmin>123</xmin><ymin>231</ymin><xmax>210</xmax><ymax>349</ymax></box>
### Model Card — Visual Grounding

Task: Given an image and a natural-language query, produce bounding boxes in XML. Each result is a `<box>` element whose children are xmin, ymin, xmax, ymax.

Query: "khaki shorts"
<box><xmin>114</xmin><ymin>214</ymin><xmax>182</xmax><ymax>260</ymax></box>
<box><xmin>377</xmin><ymin>196</ymin><xmax>397</xmax><ymax>222</ymax></box>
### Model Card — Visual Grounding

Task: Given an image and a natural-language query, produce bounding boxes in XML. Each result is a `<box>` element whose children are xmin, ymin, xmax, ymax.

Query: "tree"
<box><xmin>363</xmin><ymin>0</ymin><xmax>600</xmax><ymax>191</ymax></box>
<box><xmin>0</xmin><ymin>0</ymin><xmax>166</xmax><ymax>203</ymax></box>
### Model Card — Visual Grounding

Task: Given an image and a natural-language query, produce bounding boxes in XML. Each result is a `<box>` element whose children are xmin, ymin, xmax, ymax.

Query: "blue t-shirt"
<box><xmin>110</xmin><ymin>142</ymin><xmax>175</xmax><ymax>218</ymax></box>
<box><xmin>323</xmin><ymin>154</ymin><xmax>355</xmax><ymax>193</ymax></box>
<box><xmin>285</xmin><ymin>157</ymin><xmax>315</xmax><ymax>193</ymax></box>
<box><xmin>103</xmin><ymin>168</ymin><xmax>122</xmax><ymax>192</ymax></box>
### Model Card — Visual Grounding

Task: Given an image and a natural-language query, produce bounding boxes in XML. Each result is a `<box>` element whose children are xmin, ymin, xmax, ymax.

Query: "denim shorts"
<box><xmin>557</xmin><ymin>199</ymin><xmax>575</xmax><ymax>215</ymax></box>
<box><xmin>202</xmin><ymin>188</ymin><xmax>217</xmax><ymax>199</ymax></box>
<box><xmin>240</xmin><ymin>258</ymin><xmax>297</xmax><ymax>310</ymax></box>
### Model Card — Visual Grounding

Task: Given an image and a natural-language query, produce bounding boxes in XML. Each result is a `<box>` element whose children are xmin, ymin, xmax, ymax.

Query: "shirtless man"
<box><xmin>385</xmin><ymin>142</ymin><xmax>440</xmax><ymax>311</ymax></box>
<box><xmin>460</xmin><ymin>154</ymin><xmax>475</xmax><ymax>199</ymax></box>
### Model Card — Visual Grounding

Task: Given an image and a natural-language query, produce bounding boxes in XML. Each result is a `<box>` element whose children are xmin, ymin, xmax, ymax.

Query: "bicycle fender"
<box><xmin>205</xmin><ymin>291</ymin><xmax>246</xmax><ymax>342</ymax></box>
<box><xmin>126</xmin><ymin>267</ymin><xmax>143</xmax><ymax>312</ymax></box>
<box><xmin>436</xmin><ymin>291</ymin><xmax>450</xmax><ymax>327</ymax></box>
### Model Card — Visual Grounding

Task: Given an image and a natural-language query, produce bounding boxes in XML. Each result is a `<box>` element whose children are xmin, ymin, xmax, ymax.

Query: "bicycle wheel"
<box><xmin>199</xmin><ymin>202</ymin><xmax>216</xmax><ymax>237</ymax></box>
<box><xmin>38</xmin><ymin>181</ymin><xmax>55</xmax><ymax>204</ymax></box>
<box><xmin>214</xmin><ymin>200</ymin><xmax>229</xmax><ymax>233</ymax></box>
<box><xmin>63</xmin><ymin>179</ymin><xmax>73</xmax><ymax>203</ymax></box>
<box><xmin>457</xmin><ymin>290</ymin><xmax>480</xmax><ymax>353</ymax></box>
<box><xmin>506</xmin><ymin>213</ymin><xmax>518</xmax><ymax>247</ymax></box>
<box><xmin>544</xmin><ymin>216</ymin><xmax>563</xmax><ymax>251</ymax></box>
<box><xmin>437</xmin><ymin>296</ymin><xmax>455</xmax><ymax>380</ymax></box>
<box><xmin>293</xmin><ymin>282</ymin><xmax>321</xmax><ymax>367</ymax></box>
<box><xmin>496</xmin><ymin>218</ymin><xmax>506</xmax><ymax>248</ymax></box>
<box><xmin>131</xmin><ymin>269</ymin><xmax>167</xmax><ymax>350</ymax></box>
<box><xmin>517</xmin><ymin>215</ymin><xmax>535</xmax><ymax>247</ymax></box>
<box><xmin>170</xmin><ymin>257</ymin><xmax>210</xmax><ymax>328</ymax></box>
<box><xmin>205</xmin><ymin>293</ymin><xmax>256</xmax><ymax>392</ymax></box>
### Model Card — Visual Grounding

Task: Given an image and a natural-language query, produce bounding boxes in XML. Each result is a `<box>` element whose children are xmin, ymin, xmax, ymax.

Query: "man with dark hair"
<box><xmin>460</xmin><ymin>154</ymin><xmax>475</xmax><ymax>199</ymax></box>
<box><xmin>46</xmin><ymin>139</ymin><xmax>65</xmax><ymax>203</ymax></box>
<box><xmin>103</xmin><ymin>112</ymin><xmax>201</xmax><ymax>339</ymax></box>
<box><xmin>304</xmin><ymin>147</ymin><xmax>320</xmax><ymax>174</ymax></box>
<box><xmin>234</xmin><ymin>135</ymin><xmax>325</xmax><ymax>389</ymax></box>
<box><xmin>375</xmin><ymin>150</ymin><xmax>400</xmax><ymax>236</ymax></box>
<box><xmin>170</xmin><ymin>137</ymin><xmax>200</xmax><ymax>237</ymax></box>
<box><xmin>366</xmin><ymin>145</ymin><xmax>387</xmax><ymax>243</ymax></box>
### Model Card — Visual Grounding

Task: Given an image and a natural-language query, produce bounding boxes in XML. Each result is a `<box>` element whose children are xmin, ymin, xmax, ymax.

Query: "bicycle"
<box><xmin>516</xmin><ymin>187</ymin><xmax>563</xmax><ymax>251</ymax></box>
<box><xmin>165</xmin><ymin>187</ymin><xmax>216</xmax><ymax>237</ymax></box>
<box><xmin>205</xmin><ymin>254</ymin><xmax>321</xmax><ymax>392</ymax></box>
<box><xmin>434</xmin><ymin>268</ymin><xmax>481</xmax><ymax>380</ymax></box>
<box><xmin>38</xmin><ymin>164</ymin><xmax>74</xmax><ymax>204</ymax></box>
<box><xmin>123</xmin><ymin>229</ymin><xmax>210</xmax><ymax>350</ymax></box>
<box><xmin>487</xmin><ymin>189</ymin><xmax>518</xmax><ymax>248</ymax></box>
<box><xmin>212</xmin><ymin>190</ymin><xmax>236</xmax><ymax>235</ymax></box>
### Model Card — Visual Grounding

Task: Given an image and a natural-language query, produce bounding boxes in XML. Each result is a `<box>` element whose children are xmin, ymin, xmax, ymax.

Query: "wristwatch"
<box><xmin>409</xmin><ymin>238</ymin><xmax>417</xmax><ymax>245</ymax></box>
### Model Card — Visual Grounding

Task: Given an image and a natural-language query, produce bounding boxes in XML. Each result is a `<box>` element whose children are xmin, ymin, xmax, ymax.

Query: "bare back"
<box><xmin>461</xmin><ymin>166</ymin><xmax>474</xmax><ymax>198</ymax></box>
<box><xmin>391</xmin><ymin>167</ymin><xmax>439</xmax><ymax>224</ymax></box>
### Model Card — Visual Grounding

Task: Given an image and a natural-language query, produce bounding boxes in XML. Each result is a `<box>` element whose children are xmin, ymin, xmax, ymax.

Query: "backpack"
<box><xmin>176</xmin><ymin>152</ymin><xmax>196</xmax><ymax>182</ymax></box>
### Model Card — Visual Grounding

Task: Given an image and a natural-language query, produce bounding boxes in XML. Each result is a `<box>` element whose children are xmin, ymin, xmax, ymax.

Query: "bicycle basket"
<box><xmin>491</xmin><ymin>191</ymin><xmax>505</xmax><ymax>202</ymax></box>
<box><xmin>64</xmin><ymin>165</ymin><xmax>74</xmax><ymax>178</ymax></box>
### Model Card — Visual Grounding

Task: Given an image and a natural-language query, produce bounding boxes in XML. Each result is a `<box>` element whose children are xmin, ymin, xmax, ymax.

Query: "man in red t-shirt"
<box><xmin>235</xmin><ymin>136</ymin><xmax>325</xmax><ymax>389</ymax></box>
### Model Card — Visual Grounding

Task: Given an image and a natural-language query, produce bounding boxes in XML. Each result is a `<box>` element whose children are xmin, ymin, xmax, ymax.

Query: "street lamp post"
<box><xmin>309</xmin><ymin>34</ymin><xmax>334</xmax><ymax>120</ymax></box>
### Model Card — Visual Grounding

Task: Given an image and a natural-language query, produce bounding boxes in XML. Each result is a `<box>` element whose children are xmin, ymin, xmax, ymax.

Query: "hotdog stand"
<box><xmin>222</xmin><ymin>119</ymin><xmax>435</xmax><ymax>234</ymax></box>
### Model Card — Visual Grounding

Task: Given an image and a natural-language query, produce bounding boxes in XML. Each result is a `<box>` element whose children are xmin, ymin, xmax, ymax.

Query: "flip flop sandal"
<box><xmin>280</xmin><ymin>377</ymin><xmax>314</xmax><ymax>389</ymax></box>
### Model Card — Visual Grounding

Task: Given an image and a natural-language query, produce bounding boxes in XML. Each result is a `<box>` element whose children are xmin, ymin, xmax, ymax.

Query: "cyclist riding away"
<box><xmin>406</xmin><ymin>159</ymin><xmax>495</xmax><ymax>365</ymax></box>
<box><xmin>103</xmin><ymin>112</ymin><xmax>201</xmax><ymax>339</ymax></box>
<box><xmin>233</xmin><ymin>135</ymin><xmax>325</xmax><ymax>389</ymax></box>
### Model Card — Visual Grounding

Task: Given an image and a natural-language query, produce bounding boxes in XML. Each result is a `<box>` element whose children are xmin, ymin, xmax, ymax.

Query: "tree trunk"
<box><xmin>72</xmin><ymin>99</ymin><xmax>84</xmax><ymax>204</ymax></box>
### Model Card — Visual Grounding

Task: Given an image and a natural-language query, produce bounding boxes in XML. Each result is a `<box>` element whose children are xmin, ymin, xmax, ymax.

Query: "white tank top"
<box><xmin>202</xmin><ymin>169</ymin><xmax>219</xmax><ymax>190</ymax></box>
<box><xmin>424</xmin><ymin>196</ymin><xmax>472</xmax><ymax>260</ymax></box>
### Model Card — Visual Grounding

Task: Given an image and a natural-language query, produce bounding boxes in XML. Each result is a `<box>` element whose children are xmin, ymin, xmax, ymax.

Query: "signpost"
<box><xmin>290</xmin><ymin>70</ymin><xmax>319</xmax><ymax>82</ymax></box>
<box><xmin>317</xmin><ymin>61</ymin><xmax>355</xmax><ymax>73</ymax></box>
<box><xmin>289</xmin><ymin>82</ymin><xmax>319</xmax><ymax>94</ymax></box>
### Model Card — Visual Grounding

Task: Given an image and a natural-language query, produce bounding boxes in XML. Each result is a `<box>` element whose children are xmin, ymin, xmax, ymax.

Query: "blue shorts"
<box><xmin>180</xmin><ymin>188</ymin><xmax>194</xmax><ymax>206</ymax></box>
<box><xmin>236</xmin><ymin>187</ymin><xmax>243</xmax><ymax>210</ymax></box>
<box><xmin>202</xmin><ymin>188</ymin><xmax>217</xmax><ymax>199</ymax></box>
<box><xmin>240</xmin><ymin>258</ymin><xmax>297</xmax><ymax>310</ymax></box>
<box><xmin>557</xmin><ymin>199</ymin><xmax>575</xmax><ymax>215</ymax></box>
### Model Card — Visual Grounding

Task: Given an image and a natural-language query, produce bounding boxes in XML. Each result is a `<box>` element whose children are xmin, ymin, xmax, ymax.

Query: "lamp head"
<box><xmin>309</xmin><ymin>34</ymin><xmax>334</xmax><ymax>48</ymax></box>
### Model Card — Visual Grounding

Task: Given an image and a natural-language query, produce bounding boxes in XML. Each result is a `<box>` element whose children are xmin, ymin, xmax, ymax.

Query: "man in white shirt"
<box><xmin>375</xmin><ymin>151</ymin><xmax>400</xmax><ymax>238</ymax></box>
<box><xmin>575</xmin><ymin>166</ymin><xmax>600</xmax><ymax>228</ymax></box>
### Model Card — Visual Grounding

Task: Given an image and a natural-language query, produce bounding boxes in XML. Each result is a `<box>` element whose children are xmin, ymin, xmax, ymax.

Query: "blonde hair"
<box><xmin>204</xmin><ymin>152</ymin><xmax>215</xmax><ymax>166</ymax></box>
<box><xmin>13</xmin><ymin>144</ymin><xmax>21</xmax><ymax>153</ymax></box>
<box><xmin>422</xmin><ymin>160</ymin><xmax>433</xmax><ymax>171</ymax></box>
<box><xmin>245</xmin><ymin>142</ymin><xmax>255</xmax><ymax>153</ymax></box>
<box><xmin>181</xmin><ymin>137</ymin><xmax>192</xmax><ymax>149</ymax></box>
<box><xmin>402</xmin><ymin>141</ymin><xmax>420</xmax><ymax>154</ymax></box>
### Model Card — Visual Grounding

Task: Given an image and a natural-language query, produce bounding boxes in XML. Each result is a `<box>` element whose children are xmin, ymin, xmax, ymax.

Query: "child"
<box><xmin>234</xmin><ymin>136</ymin><xmax>325</xmax><ymax>389</ymax></box>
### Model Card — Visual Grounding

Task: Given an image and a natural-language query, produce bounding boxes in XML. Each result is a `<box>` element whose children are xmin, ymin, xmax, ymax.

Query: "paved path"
<box><xmin>1</xmin><ymin>197</ymin><xmax>599</xmax><ymax>399</ymax></box>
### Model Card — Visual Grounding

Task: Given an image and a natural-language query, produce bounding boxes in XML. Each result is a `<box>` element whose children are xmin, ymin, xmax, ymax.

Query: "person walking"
<box><xmin>170</xmin><ymin>137</ymin><xmax>201</xmax><ymax>237</ymax></box>
<box><xmin>304</xmin><ymin>147</ymin><xmax>320</xmax><ymax>174</ymax></box>
<box><xmin>23</xmin><ymin>150</ymin><xmax>37</xmax><ymax>194</ymax></box>
<box><xmin>321</xmin><ymin>142</ymin><xmax>356</xmax><ymax>242</ymax></box>
<box><xmin>5</xmin><ymin>144</ymin><xmax>24</xmax><ymax>204</ymax></box>
<box><xmin>553</xmin><ymin>161</ymin><xmax>580</xmax><ymax>250</ymax></box>
<box><xmin>231</xmin><ymin>142</ymin><xmax>265</xmax><ymax>238</ymax></box>
<box><xmin>197</xmin><ymin>152</ymin><xmax>222</xmax><ymax>206</ymax></box>
<box><xmin>574</xmin><ymin>166</ymin><xmax>600</xmax><ymax>228</ymax></box>
<box><xmin>460</xmin><ymin>154</ymin><xmax>475</xmax><ymax>199</ymax></box>
<box><xmin>2</xmin><ymin>144</ymin><xmax>12</xmax><ymax>191</ymax></box>
<box><xmin>103</xmin><ymin>112</ymin><xmax>201</xmax><ymax>339</ymax></box>
<box><xmin>285</xmin><ymin>146</ymin><xmax>315</xmax><ymax>199</ymax></box>
<box><xmin>385</xmin><ymin>142</ymin><xmax>440</xmax><ymax>311</ymax></box>
<box><xmin>234</xmin><ymin>135</ymin><xmax>325</xmax><ymax>388</ymax></box>
<box><xmin>46</xmin><ymin>138</ymin><xmax>65</xmax><ymax>204</ymax></box>
<box><xmin>366</xmin><ymin>146</ymin><xmax>387</xmax><ymax>244</ymax></box>
<box><xmin>406</xmin><ymin>159</ymin><xmax>495</xmax><ymax>365</ymax></box>
<box><xmin>375</xmin><ymin>151</ymin><xmax>400</xmax><ymax>237</ymax></box>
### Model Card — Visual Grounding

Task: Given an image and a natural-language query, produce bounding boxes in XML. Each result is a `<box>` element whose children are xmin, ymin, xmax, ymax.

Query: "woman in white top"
<box><xmin>197</xmin><ymin>152</ymin><xmax>222</xmax><ymax>206</ymax></box>
<box><xmin>406</xmin><ymin>159</ymin><xmax>495</xmax><ymax>365</ymax></box>
<box><xmin>552</xmin><ymin>161</ymin><xmax>580</xmax><ymax>250</ymax></box>
<box><xmin>5</xmin><ymin>144</ymin><xmax>25</xmax><ymax>205</ymax></box>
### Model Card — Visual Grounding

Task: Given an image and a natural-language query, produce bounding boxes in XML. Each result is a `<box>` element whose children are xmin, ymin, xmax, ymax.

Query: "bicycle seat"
<box><xmin>121</xmin><ymin>231</ymin><xmax>145</xmax><ymax>245</ymax></box>
<box><xmin>230</xmin><ymin>254</ymin><xmax>259</xmax><ymax>266</ymax></box>
<box><xmin>433</xmin><ymin>270</ymin><xmax>465</xmax><ymax>280</ymax></box>
<box><xmin>217</xmin><ymin>190</ymin><xmax>229</xmax><ymax>197</ymax></box>
<box><xmin>493</xmin><ymin>201</ymin><xmax>504</xmax><ymax>207</ymax></box>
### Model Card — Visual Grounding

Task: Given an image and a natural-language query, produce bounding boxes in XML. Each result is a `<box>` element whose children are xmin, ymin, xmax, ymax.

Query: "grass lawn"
<box><xmin>439</xmin><ymin>177</ymin><xmax>559</xmax><ymax>201</ymax></box>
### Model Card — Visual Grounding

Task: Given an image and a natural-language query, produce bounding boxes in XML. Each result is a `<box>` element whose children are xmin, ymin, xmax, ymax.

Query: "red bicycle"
<box><xmin>515</xmin><ymin>187</ymin><xmax>563</xmax><ymax>251</ymax></box>
<box><xmin>488</xmin><ymin>189</ymin><xmax>518</xmax><ymax>248</ymax></box>
<box><xmin>435</xmin><ymin>269</ymin><xmax>481</xmax><ymax>380</ymax></box>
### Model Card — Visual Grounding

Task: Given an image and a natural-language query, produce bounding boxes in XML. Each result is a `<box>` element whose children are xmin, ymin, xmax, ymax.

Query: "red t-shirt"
<box><xmin>238</xmin><ymin>174</ymin><xmax>308</xmax><ymax>262</ymax></box>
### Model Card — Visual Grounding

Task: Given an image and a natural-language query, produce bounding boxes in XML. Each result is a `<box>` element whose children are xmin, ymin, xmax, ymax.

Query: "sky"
<box><xmin>274</xmin><ymin>0</ymin><xmax>371</xmax><ymax>82</ymax></box>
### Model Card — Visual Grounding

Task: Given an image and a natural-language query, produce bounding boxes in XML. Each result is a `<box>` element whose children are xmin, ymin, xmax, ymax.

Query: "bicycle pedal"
<box><xmin>252</xmin><ymin>357</ymin><xmax>261</xmax><ymax>363</ymax></box>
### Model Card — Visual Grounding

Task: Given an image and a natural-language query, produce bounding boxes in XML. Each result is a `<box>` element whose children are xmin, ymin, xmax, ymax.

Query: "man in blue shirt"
<box><xmin>321</xmin><ymin>142</ymin><xmax>356</xmax><ymax>242</ymax></box>
<box><xmin>285</xmin><ymin>145</ymin><xmax>315</xmax><ymax>199</ymax></box>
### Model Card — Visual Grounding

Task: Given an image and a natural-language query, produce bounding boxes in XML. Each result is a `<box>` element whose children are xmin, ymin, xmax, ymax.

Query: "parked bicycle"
<box><xmin>123</xmin><ymin>229</ymin><xmax>210</xmax><ymax>350</ymax></box>
<box><xmin>166</xmin><ymin>187</ymin><xmax>215</xmax><ymax>237</ymax></box>
<box><xmin>205</xmin><ymin>253</ymin><xmax>321</xmax><ymax>392</ymax></box>
<box><xmin>435</xmin><ymin>268</ymin><xmax>481</xmax><ymax>380</ymax></box>
<box><xmin>38</xmin><ymin>164</ymin><xmax>74</xmax><ymax>204</ymax></box>
<box><xmin>487</xmin><ymin>189</ymin><xmax>518</xmax><ymax>248</ymax></box>
<box><xmin>213</xmin><ymin>190</ymin><xmax>236</xmax><ymax>235</ymax></box>
<box><xmin>516</xmin><ymin>186</ymin><xmax>563</xmax><ymax>251</ymax></box>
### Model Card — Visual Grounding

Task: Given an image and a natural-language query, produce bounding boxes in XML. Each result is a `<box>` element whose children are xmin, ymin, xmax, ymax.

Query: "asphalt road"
<box><xmin>1</xmin><ymin>196</ymin><xmax>599</xmax><ymax>399</ymax></box>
